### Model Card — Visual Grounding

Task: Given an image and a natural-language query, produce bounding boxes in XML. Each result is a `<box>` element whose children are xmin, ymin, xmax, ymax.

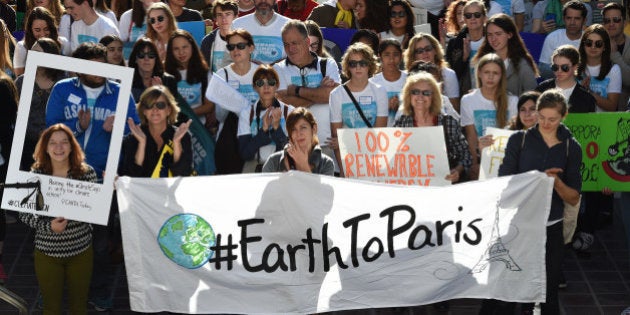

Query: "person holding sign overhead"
<box><xmin>393</xmin><ymin>72</ymin><xmax>471</xmax><ymax>183</ymax></box>
<box><xmin>19</xmin><ymin>124</ymin><xmax>98</xmax><ymax>315</ymax></box>
<box><xmin>330</xmin><ymin>42</ymin><xmax>388</xmax><ymax>177</ymax></box>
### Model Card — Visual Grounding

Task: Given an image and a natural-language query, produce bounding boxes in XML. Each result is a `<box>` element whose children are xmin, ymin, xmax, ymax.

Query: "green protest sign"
<box><xmin>564</xmin><ymin>113</ymin><xmax>630</xmax><ymax>191</ymax></box>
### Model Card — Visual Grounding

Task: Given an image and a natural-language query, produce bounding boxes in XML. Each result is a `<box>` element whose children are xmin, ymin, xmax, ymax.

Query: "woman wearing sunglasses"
<box><xmin>330</xmin><ymin>42</ymin><xmax>388</xmax><ymax>177</ymax></box>
<box><xmin>405</xmin><ymin>33</ymin><xmax>460</xmax><ymax>112</ymax></box>
<box><xmin>121</xmin><ymin>85</ymin><xmax>193</xmax><ymax>177</ymax></box>
<box><xmin>379</xmin><ymin>0</ymin><xmax>415</xmax><ymax>50</ymax></box>
<box><xmin>473</xmin><ymin>14</ymin><xmax>539</xmax><ymax>97</ymax></box>
<box><xmin>164</xmin><ymin>30</ymin><xmax>213</xmax><ymax>126</ymax></box>
<box><xmin>577</xmin><ymin>24</ymin><xmax>622</xmax><ymax>112</ymax></box>
<box><xmin>536</xmin><ymin>45</ymin><xmax>596</xmax><ymax>113</ymax></box>
<box><xmin>128</xmin><ymin>38</ymin><xmax>179</xmax><ymax>101</ymax></box>
<box><xmin>393</xmin><ymin>72</ymin><xmax>471</xmax><ymax>183</ymax></box>
<box><xmin>237</xmin><ymin>65</ymin><xmax>294</xmax><ymax>173</ymax></box>
<box><xmin>145</xmin><ymin>2</ymin><xmax>177</xmax><ymax>62</ymax></box>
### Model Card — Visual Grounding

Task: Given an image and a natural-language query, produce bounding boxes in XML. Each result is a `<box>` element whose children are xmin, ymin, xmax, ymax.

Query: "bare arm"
<box><xmin>331</xmin><ymin>122</ymin><xmax>344</xmax><ymax>177</ymax></box>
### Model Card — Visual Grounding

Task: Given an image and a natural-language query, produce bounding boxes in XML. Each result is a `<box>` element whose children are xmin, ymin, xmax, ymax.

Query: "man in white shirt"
<box><xmin>538</xmin><ymin>0</ymin><xmax>587</xmax><ymax>79</ymax></box>
<box><xmin>231</xmin><ymin>0</ymin><xmax>290</xmax><ymax>64</ymax></box>
<box><xmin>64</xmin><ymin>0</ymin><xmax>120</xmax><ymax>52</ymax></box>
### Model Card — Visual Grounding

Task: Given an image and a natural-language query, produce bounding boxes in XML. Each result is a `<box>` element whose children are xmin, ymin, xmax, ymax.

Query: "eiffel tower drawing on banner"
<box><xmin>471</xmin><ymin>201</ymin><xmax>521</xmax><ymax>273</ymax></box>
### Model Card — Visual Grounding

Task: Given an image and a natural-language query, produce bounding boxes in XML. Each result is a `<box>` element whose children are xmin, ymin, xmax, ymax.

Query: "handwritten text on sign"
<box><xmin>338</xmin><ymin>127</ymin><xmax>451</xmax><ymax>186</ymax></box>
<box><xmin>479</xmin><ymin>128</ymin><xmax>516</xmax><ymax>180</ymax></box>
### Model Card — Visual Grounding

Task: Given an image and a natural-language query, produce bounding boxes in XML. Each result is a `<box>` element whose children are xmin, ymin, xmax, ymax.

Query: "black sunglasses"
<box><xmin>137</xmin><ymin>51</ymin><xmax>157</xmax><ymax>59</ymax></box>
<box><xmin>584</xmin><ymin>39</ymin><xmax>604</xmax><ymax>48</ymax></box>
<box><xmin>149</xmin><ymin>15</ymin><xmax>165</xmax><ymax>24</ymax></box>
<box><xmin>348</xmin><ymin>60</ymin><xmax>369</xmax><ymax>68</ymax></box>
<box><xmin>551</xmin><ymin>63</ymin><xmax>571</xmax><ymax>72</ymax></box>
<box><xmin>390</xmin><ymin>11</ymin><xmax>406</xmax><ymax>18</ymax></box>
<box><xmin>226</xmin><ymin>42</ymin><xmax>249</xmax><ymax>51</ymax></box>
<box><xmin>414</xmin><ymin>45</ymin><xmax>434</xmax><ymax>55</ymax></box>
<box><xmin>410</xmin><ymin>89</ymin><xmax>432</xmax><ymax>96</ymax></box>
<box><xmin>255</xmin><ymin>79</ymin><xmax>277</xmax><ymax>87</ymax></box>
<box><xmin>603</xmin><ymin>16</ymin><xmax>623</xmax><ymax>24</ymax></box>
<box><xmin>464</xmin><ymin>12</ymin><xmax>483</xmax><ymax>19</ymax></box>
<box><xmin>143</xmin><ymin>101</ymin><xmax>168</xmax><ymax>110</ymax></box>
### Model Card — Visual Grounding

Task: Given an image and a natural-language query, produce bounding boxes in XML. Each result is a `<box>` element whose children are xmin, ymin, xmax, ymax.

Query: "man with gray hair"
<box><xmin>274</xmin><ymin>20</ymin><xmax>342</xmax><ymax>173</ymax></box>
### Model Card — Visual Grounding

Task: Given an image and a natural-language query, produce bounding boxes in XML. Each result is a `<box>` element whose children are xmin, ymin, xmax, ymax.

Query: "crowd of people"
<box><xmin>0</xmin><ymin>0</ymin><xmax>630</xmax><ymax>313</ymax></box>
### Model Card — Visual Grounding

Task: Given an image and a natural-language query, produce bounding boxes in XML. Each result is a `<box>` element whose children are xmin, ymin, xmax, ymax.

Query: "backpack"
<box><xmin>214</xmin><ymin>69</ymin><xmax>245</xmax><ymax>174</ymax></box>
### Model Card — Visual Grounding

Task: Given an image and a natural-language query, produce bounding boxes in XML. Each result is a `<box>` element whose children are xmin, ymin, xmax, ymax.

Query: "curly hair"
<box><xmin>445</xmin><ymin>0</ymin><xmax>466</xmax><ymax>35</ymax></box>
<box><xmin>340</xmin><ymin>42</ymin><xmax>379</xmax><ymax>79</ymax></box>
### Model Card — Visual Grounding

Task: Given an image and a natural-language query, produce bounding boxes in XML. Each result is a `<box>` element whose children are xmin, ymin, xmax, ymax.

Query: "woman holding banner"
<box><xmin>499</xmin><ymin>89</ymin><xmax>582</xmax><ymax>315</ymax></box>
<box><xmin>393</xmin><ymin>72</ymin><xmax>471</xmax><ymax>183</ymax></box>
<box><xmin>121</xmin><ymin>85</ymin><xmax>193</xmax><ymax>177</ymax></box>
<box><xmin>262</xmin><ymin>107</ymin><xmax>334</xmax><ymax>175</ymax></box>
<box><xmin>19</xmin><ymin>124</ymin><xmax>98</xmax><ymax>315</ymax></box>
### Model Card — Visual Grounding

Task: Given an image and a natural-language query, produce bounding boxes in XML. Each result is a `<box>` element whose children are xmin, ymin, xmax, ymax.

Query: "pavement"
<box><xmin>0</xmin><ymin>205</ymin><xmax>628</xmax><ymax>315</ymax></box>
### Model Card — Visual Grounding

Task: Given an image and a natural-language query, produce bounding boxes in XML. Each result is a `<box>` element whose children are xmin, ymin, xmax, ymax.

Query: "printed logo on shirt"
<box><xmin>238</xmin><ymin>84</ymin><xmax>258</xmax><ymax>105</ymax></box>
<box><xmin>473</xmin><ymin>109</ymin><xmax>497</xmax><ymax>136</ymax></box>
<box><xmin>588</xmin><ymin>76</ymin><xmax>610</xmax><ymax>98</ymax></box>
<box><xmin>251</xmin><ymin>35</ymin><xmax>284</xmax><ymax>64</ymax></box>
<box><xmin>78</xmin><ymin>34</ymin><xmax>99</xmax><ymax>45</ymax></box>
<box><xmin>341</xmin><ymin>102</ymin><xmax>377</xmax><ymax>128</ymax></box>
<box><xmin>290</xmin><ymin>73</ymin><xmax>324</xmax><ymax>88</ymax></box>
<box><xmin>177</xmin><ymin>81</ymin><xmax>203</xmax><ymax>107</ymax></box>
<box><xmin>63</xmin><ymin>103</ymin><xmax>115</xmax><ymax>121</ymax></box>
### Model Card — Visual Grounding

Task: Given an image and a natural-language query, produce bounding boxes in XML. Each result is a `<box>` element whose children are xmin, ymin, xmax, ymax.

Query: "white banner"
<box><xmin>205</xmin><ymin>72</ymin><xmax>250</xmax><ymax>113</ymax></box>
<box><xmin>338</xmin><ymin>127</ymin><xmax>451</xmax><ymax>186</ymax></box>
<box><xmin>117</xmin><ymin>171</ymin><xmax>552</xmax><ymax>314</ymax></box>
<box><xmin>479</xmin><ymin>128</ymin><xmax>516</xmax><ymax>180</ymax></box>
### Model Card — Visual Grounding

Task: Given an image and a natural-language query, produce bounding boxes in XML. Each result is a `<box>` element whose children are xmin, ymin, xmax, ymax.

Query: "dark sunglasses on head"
<box><xmin>584</xmin><ymin>39</ymin><xmax>604</xmax><ymax>48</ymax></box>
<box><xmin>603</xmin><ymin>16</ymin><xmax>623</xmax><ymax>24</ymax></box>
<box><xmin>149</xmin><ymin>15</ymin><xmax>165</xmax><ymax>24</ymax></box>
<box><xmin>137</xmin><ymin>51</ymin><xmax>157</xmax><ymax>59</ymax></box>
<box><xmin>464</xmin><ymin>12</ymin><xmax>483</xmax><ymax>19</ymax></box>
<box><xmin>226</xmin><ymin>42</ymin><xmax>248</xmax><ymax>51</ymax></box>
<box><xmin>143</xmin><ymin>101</ymin><xmax>168</xmax><ymax>110</ymax></box>
<box><xmin>348</xmin><ymin>60</ymin><xmax>369</xmax><ymax>68</ymax></box>
<box><xmin>255</xmin><ymin>79</ymin><xmax>277</xmax><ymax>87</ymax></box>
<box><xmin>551</xmin><ymin>63</ymin><xmax>571</xmax><ymax>72</ymax></box>
<box><xmin>414</xmin><ymin>45</ymin><xmax>434</xmax><ymax>55</ymax></box>
<box><xmin>390</xmin><ymin>11</ymin><xmax>406</xmax><ymax>18</ymax></box>
<box><xmin>410</xmin><ymin>89</ymin><xmax>432</xmax><ymax>96</ymax></box>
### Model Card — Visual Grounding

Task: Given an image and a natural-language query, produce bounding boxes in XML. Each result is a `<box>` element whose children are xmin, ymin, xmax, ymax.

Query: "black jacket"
<box><xmin>536</xmin><ymin>79</ymin><xmax>597</xmax><ymax>113</ymax></box>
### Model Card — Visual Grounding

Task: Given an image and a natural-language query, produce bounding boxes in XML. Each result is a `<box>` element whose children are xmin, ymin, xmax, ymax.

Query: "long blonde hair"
<box><xmin>0</xmin><ymin>20</ymin><xmax>15</xmax><ymax>74</ymax></box>
<box><xmin>475</xmin><ymin>53</ymin><xmax>509</xmax><ymax>128</ymax></box>
<box><xmin>145</xmin><ymin>3</ymin><xmax>177</xmax><ymax>41</ymax></box>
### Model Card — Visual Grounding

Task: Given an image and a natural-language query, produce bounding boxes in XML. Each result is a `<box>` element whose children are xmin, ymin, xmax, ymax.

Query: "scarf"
<box><xmin>334</xmin><ymin>1</ymin><xmax>353</xmax><ymax>27</ymax></box>
<box><xmin>544</xmin><ymin>0</ymin><xmax>565</xmax><ymax>28</ymax></box>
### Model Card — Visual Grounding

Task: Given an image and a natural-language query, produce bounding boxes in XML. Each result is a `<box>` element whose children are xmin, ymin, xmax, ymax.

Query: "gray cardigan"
<box><xmin>506</xmin><ymin>57</ymin><xmax>538</xmax><ymax>97</ymax></box>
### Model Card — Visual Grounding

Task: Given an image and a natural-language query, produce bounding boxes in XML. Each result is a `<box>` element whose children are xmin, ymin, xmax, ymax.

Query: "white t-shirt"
<box><xmin>539</xmin><ymin>29</ymin><xmax>581</xmax><ymax>64</ymax></box>
<box><xmin>82</xmin><ymin>84</ymin><xmax>106</xmax><ymax>148</ymax></box>
<box><xmin>70</xmin><ymin>14</ymin><xmax>120</xmax><ymax>52</ymax></box>
<box><xmin>13</xmin><ymin>36</ymin><xmax>71</xmax><ymax>68</ymax></box>
<box><xmin>379</xmin><ymin>31</ymin><xmax>405</xmax><ymax>47</ymax></box>
<box><xmin>237</xmin><ymin>102</ymin><xmax>294</xmax><ymax>164</ymax></box>
<box><xmin>460</xmin><ymin>88</ymin><xmax>518</xmax><ymax>136</ymax></box>
<box><xmin>469</xmin><ymin>37</ymin><xmax>484</xmax><ymax>89</ymax></box>
<box><xmin>58</xmin><ymin>14</ymin><xmax>72</xmax><ymax>42</ymax></box>
<box><xmin>441</xmin><ymin>67</ymin><xmax>459</xmax><ymax>99</ymax></box>
<box><xmin>97</xmin><ymin>9</ymin><xmax>118</xmax><ymax>26</ymax></box>
<box><xmin>370</xmin><ymin>71</ymin><xmax>407</xmax><ymax>127</ymax></box>
<box><xmin>408</xmin><ymin>0</ymin><xmax>443</xmax><ymax>15</ymax></box>
<box><xmin>273</xmin><ymin>57</ymin><xmax>341</xmax><ymax>143</ymax></box>
<box><xmin>584</xmin><ymin>64</ymin><xmax>622</xmax><ymax>112</ymax></box>
<box><xmin>210</xmin><ymin>34</ymin><xmax>232</xmax><ymax>73</ymax></box>
<box><xmin>329</xmin><ymin>81</ymin><xmax>389</xmax><ymax>128</ymax></box>
<box><xmin>178</xmin><ymin>69</ymin><xmax>206</xmax><ymax>123</ymax></box>
<box><xmin>232</xmin><ymin>13</ymin><xmax>289</xmax><ymax>64</ymax></box>
<box><xmin>488</xmin><ymin>0</ymin><xmax>525</xmax><ymax>16</ymax></box>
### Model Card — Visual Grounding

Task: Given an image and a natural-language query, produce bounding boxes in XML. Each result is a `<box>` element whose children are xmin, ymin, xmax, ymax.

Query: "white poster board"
<box><xmin>338</xmin><ymin>127</ymin><xmax>451</xmax><ymax>186</ymax></box>
<box><xmin>479</xmin><ymin>127</ymin><xmax>516</xmax><ymax>180</ymax></box>
<box><xmin>1</xmin><ymin>51</ymin><xmax>134</xmax><ymax>225</ymax></box>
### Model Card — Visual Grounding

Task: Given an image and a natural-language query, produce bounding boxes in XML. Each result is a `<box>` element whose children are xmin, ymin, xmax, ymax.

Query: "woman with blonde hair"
<box><xmin>404</xmin><ymin>32</ymin><xmax>460</xmax><ymax>111</ymax></box>
<box><xmin>0</xmin><ymin>19</ymin><xmax>15</xmax><ymax>77</ymax></box>
<box><xmin>460</xmin><ymin>53</ymin><xmax>518</xmax><ymax>179</ymax></box>
<box><xmin>145</xmin><ymin>2</ymin><xmax>177</xmax><ymax>61</ymax></box>
<box><xmin>27</xmin><ymin>0</ymin><xmax>65</xmax><ymax>26</ymax></box>
<box><xmin>394</xmin><ymin>72</ymin><xmax>471</xmax><ymax>183</ymax></box>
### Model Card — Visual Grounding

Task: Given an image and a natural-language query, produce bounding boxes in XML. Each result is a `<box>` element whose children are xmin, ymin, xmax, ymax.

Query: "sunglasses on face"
<box><xmin>255</xmin><ymin>78</ymin><xmax>277</xmax><ymax>87</ymax></box>
<box><xmin>464</xmin><ymin>12</ymin><xmax>483</xmax><ymax>19</ymax></box>
<box><xmin>584</xmin><ymin>39</ymin><xmax>604</xmax><ymax>48</ymax></box>
<box><xmin>137</xmin><ymin>51</ymin><xmax>157</xmax><ymax>59</ymax></box>
<box><xmin>390</xmin><ymin>11</ymin><xmax>406</xmax><ymax>18</ymax></box>
<box><xmin>226</xmin><ymin>42</ymin><xmax>248</xmax><ymax>51</ymax></box>
<box><xmin>348</xmin><ymin>60</ymin><xmax>369</xmax><ymax>68</ymax></box>
<box><xmin>603</xmin><ymin>16</ymin><xmax>623</xmax><ymax>24</ymax></box>
<box><xmin>410</xmin><ymin>89</ymin><xmax>432</xmax><ymax>96</ymax></box>
<box><xmin>149</xmin><ymin>15</ymin><xmax>165</xmax><ymax>24</ymax></box>
<box><xmin>143</xmin><ymin>101</ymin><xmax>167</xmax><ymax>110</ymax></box>
<box><xmin>551</xmin><ymin>63</ymin><xmax>571</xmax><ymax>72</ymax></box>
<box><xmin>414</xmin><ymin>45</ymin><xmax>434</xmax><ymax>55</ymax></box>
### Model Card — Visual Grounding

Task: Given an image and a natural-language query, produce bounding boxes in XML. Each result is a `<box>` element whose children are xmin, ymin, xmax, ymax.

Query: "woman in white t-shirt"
<box><xmin>460</xmin><ymin>53</ymin><xmax>518</xmax><ymax>179</ymax></box>
<box><xmin>577</xmin><ymin>24</ymin><xmax>622</xmax><ymax>112</ymax></box>
<box><xmin>404</xmin><ymin>32</ymin><xmax>461</xmax><ymax>111</ymax></box>
<box><xmin>378</xmin><ymin>0</ymin><xmax>415</xmax><ymax>49</ymax></box>
<box><xmin>330</xmin><ymin>42</ymin><xmax>388</xmax><ymax>177</ymax></box>
<box><xmin>370</xmin><ymin>39</ymin><xmax>407</xmax><ymax>126</ymax></box>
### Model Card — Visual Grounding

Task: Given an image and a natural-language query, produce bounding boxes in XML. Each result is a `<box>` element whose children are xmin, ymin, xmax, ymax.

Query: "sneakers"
<box><xmin>572</xmin><ymin>232</ymin><xmax>594</xmax><ymax>252</ymax></box>
<box><xmin>0</xmin><ymin>263</ymin><xmax>8</xmax><ymax>284</ymax></box>
<box><xmin>89</xmin><ymin>297</ymin><xmax>113</xmax><ymax>312</ymax></box>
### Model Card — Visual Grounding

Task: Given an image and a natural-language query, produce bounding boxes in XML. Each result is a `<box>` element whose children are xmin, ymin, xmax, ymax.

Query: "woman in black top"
<box><xmin>128</xmin><ymin>38</ymin><xmax>179</xmax><ymax>102</ymax></box>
